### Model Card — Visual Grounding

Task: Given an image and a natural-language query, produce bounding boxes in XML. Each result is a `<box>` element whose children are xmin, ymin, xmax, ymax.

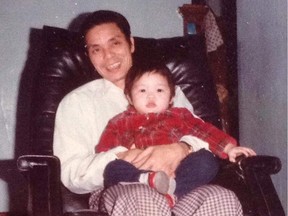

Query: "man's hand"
<box><xmin>130</xmin><ymin>143</ymin><xmax>190</xmax><ymax>177</ymax></box>
<box><xmin>117</xmin><ymin>148</ymin><xmax>143</xmax><ymax>163</ymax></box>
<box><xmin>224</xmin><ymin>143</ymin><xmax>256</xmax><ymax>163</ymax></box>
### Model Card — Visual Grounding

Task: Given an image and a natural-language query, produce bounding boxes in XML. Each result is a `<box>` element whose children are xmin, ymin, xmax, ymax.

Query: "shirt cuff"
<box><xmin>180</xmin><ymin>135</ymin><xmax>210</xmax><ymax>152</ymax></box>
<box><xmin>108</xmin><ymin>146</ymin><xmax>129</xmax><ymax>158</ymax></box>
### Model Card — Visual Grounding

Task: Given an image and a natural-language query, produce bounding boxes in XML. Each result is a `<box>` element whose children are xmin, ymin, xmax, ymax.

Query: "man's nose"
<box><xmin>103</xmin><ymin>48</ymin><xmax>114</xmax><ymax>59</ymax></box>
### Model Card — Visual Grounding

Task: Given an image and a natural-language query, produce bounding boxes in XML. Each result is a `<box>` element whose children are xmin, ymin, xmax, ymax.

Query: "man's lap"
<box><xmin>89</xmin><ymin>183</ymin><xmax>243</xmax><ymax>216</ymax></box>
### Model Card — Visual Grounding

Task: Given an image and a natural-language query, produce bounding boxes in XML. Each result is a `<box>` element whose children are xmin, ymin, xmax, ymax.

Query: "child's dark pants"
<box><xmin>104</xmin><ymin>148</ymin><xmax>219</xmax><ymax>198</ymax></box>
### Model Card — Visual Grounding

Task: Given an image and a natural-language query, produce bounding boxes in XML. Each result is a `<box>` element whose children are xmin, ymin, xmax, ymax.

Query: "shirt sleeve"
<box><xmin>53</xmin><ymin>93</ymin><xmax>127</xmax><ymax>194</ymax></box>
<box><xmin>179</xmin><ymin>135</ymin><xmax>210</xmax><ymax>152</ymax></box>
<box><xmin>173</xmin><ymin>86</ymin><xmax>196</xmax><ymax>115</ymax></box>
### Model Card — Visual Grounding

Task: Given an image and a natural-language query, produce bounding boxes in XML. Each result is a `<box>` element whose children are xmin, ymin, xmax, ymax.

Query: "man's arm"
<box><xmin>53</xmin><ymin>93</ymin><xmax>127</xmax><ymax>194</ymax></box>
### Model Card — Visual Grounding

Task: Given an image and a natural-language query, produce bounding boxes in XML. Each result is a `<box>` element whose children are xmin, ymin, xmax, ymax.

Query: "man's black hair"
<box><xmin>80</xmin><ymin>10</ymin><xmax>131</xmax><ymax>45</ymax></box>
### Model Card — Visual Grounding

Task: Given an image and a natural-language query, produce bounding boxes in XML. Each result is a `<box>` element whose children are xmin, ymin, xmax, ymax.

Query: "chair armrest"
<box><xmin>17</xmin><ymin>155</ymin><xmax>63</xmax><ymax>216</ymax></box>
<box><xmin>18</xmin><ymin>155</ymin><xmax>104</xmax><ymax>216</ymax></box>
<box><xmin>218</xmin><ymin>155</ymin><xmax>282</xmax><ymax>177</ymax></box>
<box><xmin>18</xmin><ymin>155</ymin><xmax>60</xmax><ymax>172</ymax></box>
<box><xmin>239</xmin><ymin>155</ymin><xmax>284</xmax><ymax>216</ymax></box>
<box><xmin>238</xmin><ymin>155</ymin><xmax>281</xmax><ymax>174</ymax></box>
<box><xmin>216</xmin><ymin>155</ymin><xmax>285</xmax><ymax>216</ymax></box>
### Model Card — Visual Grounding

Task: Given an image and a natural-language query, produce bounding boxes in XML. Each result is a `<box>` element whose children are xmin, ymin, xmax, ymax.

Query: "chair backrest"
<box><xmin>29</xmin><ymin>25</ymin><xmax>221</xmax><ymax>155</ymax></box>
<box><xmin>19</xmin><ymin>26</ymin><xmax>286</xmax><ymax>216</ymax></box>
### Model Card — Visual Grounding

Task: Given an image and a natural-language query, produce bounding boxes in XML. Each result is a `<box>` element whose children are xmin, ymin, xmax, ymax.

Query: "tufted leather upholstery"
<box><xmin>17</xmin><ymin>26</ymin><xmax>284</xmax><ymax>216</ymax></box>
<box><xmin>31</xmin><ymin>26</ymin><xmax>221</xmax><ymax>155</ymax></box>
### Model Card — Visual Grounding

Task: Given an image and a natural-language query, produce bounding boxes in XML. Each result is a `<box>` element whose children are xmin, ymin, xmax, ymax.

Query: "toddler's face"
<box><xmin>128</xmin><ymin>71</ymin><xmax>173</xmax><ymax>114</ymax></box>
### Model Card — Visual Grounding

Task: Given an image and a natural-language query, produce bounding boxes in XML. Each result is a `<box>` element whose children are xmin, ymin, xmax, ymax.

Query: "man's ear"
<box><xmin>130</xmin><ymin>37</ymin><xmax>135</xmax><ymax>53</ymax></box>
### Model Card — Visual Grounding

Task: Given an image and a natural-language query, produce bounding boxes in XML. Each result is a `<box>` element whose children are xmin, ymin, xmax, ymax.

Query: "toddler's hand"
<box><xmin>225</xmin><ymin>144</ymin><xmax>256</xmax><ymax>163</ymax></box>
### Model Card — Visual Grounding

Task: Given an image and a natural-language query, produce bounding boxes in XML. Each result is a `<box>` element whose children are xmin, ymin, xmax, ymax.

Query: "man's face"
<box><xmin>85</xmin><ymin>23</ymin><xmax>135</xmax><ymax>89</ymax></box>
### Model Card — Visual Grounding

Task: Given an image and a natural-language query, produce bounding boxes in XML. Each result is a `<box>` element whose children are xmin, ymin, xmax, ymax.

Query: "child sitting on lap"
<box><xmin>96</xmin><ymin>60</ymin><xmax>255</xmax><ymax>207</ymax></box>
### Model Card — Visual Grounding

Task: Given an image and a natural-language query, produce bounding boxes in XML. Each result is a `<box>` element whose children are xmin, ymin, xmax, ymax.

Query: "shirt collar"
<box><xmin>101</xmin><ymin>79</ymin><xmax>125</xmax><ymax>96</ymax></box>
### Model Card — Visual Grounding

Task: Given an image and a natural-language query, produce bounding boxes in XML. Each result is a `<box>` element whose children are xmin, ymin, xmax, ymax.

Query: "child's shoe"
<box><xmin>168</xmin><ymin>178</ymin><xmax>176</xmax><ymax>194</ymax></box>
<box><xmin>139</xmin><ymin>171</ymin><xmax>170</xmax><ymax>194</ymax></box>
<box><xmin>165</xmin><ymin>193</ymin><xmax>176</xmax><ymax>208</ymax></box>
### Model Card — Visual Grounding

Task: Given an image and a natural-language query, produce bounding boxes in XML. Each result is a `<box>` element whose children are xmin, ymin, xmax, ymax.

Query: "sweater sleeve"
<box><xmin>96</xmin><ymin>119</ymin><xmax>122</xmax><ymax>153</ymax></box>
<box><xmin>173</xmin><ymin>87</ymin><xmax>210</xmax><ymax>151</ymax></box>
<box><xmin>183</xmin><ymin>110</ymin><xmax>237</xmax><ymax>159</ymax></box>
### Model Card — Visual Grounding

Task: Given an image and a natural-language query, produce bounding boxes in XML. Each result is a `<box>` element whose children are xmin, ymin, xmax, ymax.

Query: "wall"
<box><xmin>1</xmin><ymin>0</ymin><xmax>286</xmax><ymax>213</ymax></box>
<box><xmin>237</xmin><ymin>0</ymin><xmax>287</xmax><ymax>213</ymax></box>
<box><xmin>0</xmin><ymin>0</ymin><xmax>190</xmax><ymax>212</ymax></box>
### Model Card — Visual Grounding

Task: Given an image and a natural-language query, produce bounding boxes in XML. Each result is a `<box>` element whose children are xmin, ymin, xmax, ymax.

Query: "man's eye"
<box><xmin>91</xmin><ymin>48</ymin><xmax>100</xmax><ymax>54</ymax></box>
<box><xmin>113</xmin><ymin>41</ymin><xmax>121</xmax><ymax>46</ymax></box>
<box><xmin>111</xmin><ymin>40</ymin><xmax>122</xmax><ymax>47</ymax></box>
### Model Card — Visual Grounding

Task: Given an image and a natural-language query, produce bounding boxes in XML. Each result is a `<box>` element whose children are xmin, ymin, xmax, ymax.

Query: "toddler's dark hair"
<box><xmin>125</xmin><ymin>60</ymin><xmax>175</xmax><ymax>99</ymax></box>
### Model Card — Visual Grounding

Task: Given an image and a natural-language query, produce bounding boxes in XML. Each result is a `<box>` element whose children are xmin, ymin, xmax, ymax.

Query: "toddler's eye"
<box><xmin>157</xmin><ymin>89</ymin><xmax>164</xmax><ymax>93</ymax></box>
<box><xmin>140</xmin><ymin>89</ymin><xmax>146</xmax><ymax>93</ymax></box>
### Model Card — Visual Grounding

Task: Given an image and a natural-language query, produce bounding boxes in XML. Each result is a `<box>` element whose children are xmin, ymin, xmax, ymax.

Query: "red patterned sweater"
<box><xmin>96</xmin><ymin>107</ymin><xmax>237</xmax><ymax>159</ymax></box>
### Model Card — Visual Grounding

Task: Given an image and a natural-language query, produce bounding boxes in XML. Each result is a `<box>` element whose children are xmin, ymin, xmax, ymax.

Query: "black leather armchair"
<box><xmin>17</xmin><ymin>26</ymin><xmax>284</xmax><ymax>216</ymax></box>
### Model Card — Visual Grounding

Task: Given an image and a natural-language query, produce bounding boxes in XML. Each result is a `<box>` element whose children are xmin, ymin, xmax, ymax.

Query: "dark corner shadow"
<box><xmin>4</xmin><ymin>27</ymin><xmax>43</xmax><ymax>215</ymax></box>
<box><xmin>220</xmin><ymin>0</ymin><xmax>239</xmax><ymax>139</ymax></box>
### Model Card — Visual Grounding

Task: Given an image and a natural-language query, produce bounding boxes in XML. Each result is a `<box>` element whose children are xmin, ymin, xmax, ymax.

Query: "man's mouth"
<box><xmin>107</xmin><ymin>62</ymin><xmax>121</xmax><ymax>71</ymax></box>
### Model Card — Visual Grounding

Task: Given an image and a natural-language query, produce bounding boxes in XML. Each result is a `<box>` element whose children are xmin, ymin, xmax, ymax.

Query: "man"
<box><xmin>54</xmin><ymin>10</ymin><xmax>246</xmax><ymax>215</ymax></box>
